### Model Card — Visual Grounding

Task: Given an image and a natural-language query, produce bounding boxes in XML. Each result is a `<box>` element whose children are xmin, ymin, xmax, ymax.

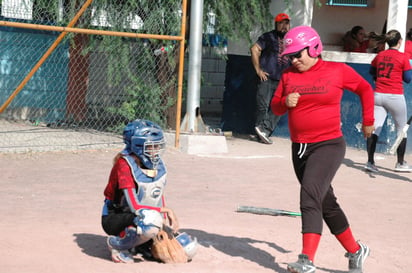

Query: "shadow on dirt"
<box><xmin>343</xmin><ymin>158</ymin><xmax>412</xmax><ymax>182</ymax></box>
<box><xmin>73</xmin><ymin>231</ymin><xmax>349</xmax><ymax>272</ymax></box>
<box><xmin>73</xmin><ymin>233</ymin><xmax>109</xmax><ymax>260</ymax></box>
<box><xmin>182</xmin><ymin>228</ymin><xmax>350</xmax><ymax>273</ymax></box>
<box><xmin>182</xmin><ymin>228</ymin><xmax>290</xmax><ymax>272</ymax></box>
<box><xmin>73</xmin><ymin>230</ymin><xmax>291</xmax><ymax>270</ymax></box>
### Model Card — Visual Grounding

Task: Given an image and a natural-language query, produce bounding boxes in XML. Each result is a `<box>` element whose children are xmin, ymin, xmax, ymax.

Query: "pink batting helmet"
<box><xmin>281</xmin><ymin>25</ymin><xmax>323</xmax><ymax>57</ymax></box>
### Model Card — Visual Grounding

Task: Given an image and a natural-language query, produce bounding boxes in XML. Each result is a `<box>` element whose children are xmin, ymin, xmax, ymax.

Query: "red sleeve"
<box><xmin>405</xmin><ymin>41</ymin><xmax>412</xmax><ymax>59</ymax></box>
<box><xmin>115</xmin><ymin>158</ymin><xmax>135</xmax><ymax>189</ymax></box>
<box><xmin>371</xmin><ymin>55</ymin><xmax>377</xmax><ymax>68</ymax></box>
<box><xmin>403</xmin><ymin>54</ymin><xmax>411</xmax><ymax>71</ymax></box>
<box><xmin>103</xmin><ymin>158</ymin><xmax>134</xmax><ymax>201</ymax></box>
<box><xmin>342</xmin><ymin>65</ymin><xmax>375</xmax><ymax>126</ymax></box>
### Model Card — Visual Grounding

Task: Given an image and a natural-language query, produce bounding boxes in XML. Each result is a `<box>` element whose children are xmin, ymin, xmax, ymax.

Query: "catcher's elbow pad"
<box><xmin>134</xmin><ymin>209</ymin><xmax>163</xmax><ymax>239</ymax></box>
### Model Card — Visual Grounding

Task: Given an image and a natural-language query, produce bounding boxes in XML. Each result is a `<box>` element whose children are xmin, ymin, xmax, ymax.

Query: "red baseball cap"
<box><xmin>275</xmin><ymin>13</ymin><xmax>290</xmax><ymax>22</ymax></box>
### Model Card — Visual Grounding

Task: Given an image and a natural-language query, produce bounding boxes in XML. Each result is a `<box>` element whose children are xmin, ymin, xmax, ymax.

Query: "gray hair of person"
<box><xmin>385</xmin><ymin>29</ymin><xmax>402</xmax><ymax>47</ymax></box>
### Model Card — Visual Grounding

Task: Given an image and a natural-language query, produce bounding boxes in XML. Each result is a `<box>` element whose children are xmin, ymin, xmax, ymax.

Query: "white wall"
<box><xmin>296</xmin><ymin>0</ymin><xmax>412</xmax><ymax>47</ymax></box>
<box><xmin>229</xmin><ymin>0</ymin><xmax>412</xmax><ymax>55</ymax></box>
<box><xmin>312</xmin><ymin>0</ymin><xmax>389</xmax><ymax>46</ymax></box>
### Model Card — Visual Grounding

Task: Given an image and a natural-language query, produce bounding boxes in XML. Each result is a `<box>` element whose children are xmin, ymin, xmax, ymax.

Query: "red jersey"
<box><xmin>271</xmin><ymin>59</ymin><xmax>374</xmax><ymax>143</ymax></box>
<box><xmin>104</xmin><ymin>157</ymin><xmax>136</xmax><ymax>201</ymax></box>
<box><xmin>371</xmin><ymin>48</ymin><xmax>411</xmax><ymax>94</ymax></box>
<box><xmin>404</xmin><ymin>40</ymin><xmax>412</xmax><ymax>59</ymax></box>
<box><xmin>344</xmin><ymin>39</ymin><xmax>369</xmax><ymax>53</ymax></box>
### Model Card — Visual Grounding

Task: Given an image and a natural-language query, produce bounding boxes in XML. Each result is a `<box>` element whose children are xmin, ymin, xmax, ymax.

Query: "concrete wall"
<box><xmin>198</xmin><ymin>48</ymin><xmax>226</xmax><ymax>116</ymax></box>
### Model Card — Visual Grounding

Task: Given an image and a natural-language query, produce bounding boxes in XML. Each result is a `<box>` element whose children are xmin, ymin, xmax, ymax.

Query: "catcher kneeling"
<box><xmin>101</xmin><ymin>119</ymin><xmax>198</xmax><ymax>263</ymax></box>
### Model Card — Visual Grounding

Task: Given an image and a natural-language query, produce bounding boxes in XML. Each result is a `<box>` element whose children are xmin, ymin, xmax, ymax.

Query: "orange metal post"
<box><xmin>175</xmin><ymin>0</ymin><xmax>188</xmax><ymax>148</ymax></box>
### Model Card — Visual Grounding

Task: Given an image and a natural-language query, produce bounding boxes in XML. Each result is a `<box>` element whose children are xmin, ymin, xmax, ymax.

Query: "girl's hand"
<box><xmin>362</xmin><ymin>125</ymin><xmax>375</xmax><ymax>138</ymax></box>
<box><xmin>286</xmin><ymin>92</ymin><xmax>300</xmax><ymax>108</ymax></box>
<box><xmin>160</xmin><ymin>207</ymin><xmax>179</xmax><ymax>233</ymax></box>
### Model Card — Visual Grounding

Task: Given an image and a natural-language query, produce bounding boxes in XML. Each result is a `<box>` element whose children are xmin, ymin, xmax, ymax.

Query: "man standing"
<box><xmin>251</xmin><ymin>13</ymin><xmax>291</xmax><ymax>144</ymax></box>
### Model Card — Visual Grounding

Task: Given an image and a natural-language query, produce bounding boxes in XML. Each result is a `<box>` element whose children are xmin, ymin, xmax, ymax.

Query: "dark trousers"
<box><xmin>255</xmin><ymin>78</ymin><xmax>281</xmax><ymax>135</ymax></box>
<box><xmin>292</xmin><ymin>137</ymin><xmax>350</xmax><ymax>235</ymax></box>
<box><xmin>102</xmin><ymin>212</ymin><xmax>135</xmax><ymax>236</ymax></box>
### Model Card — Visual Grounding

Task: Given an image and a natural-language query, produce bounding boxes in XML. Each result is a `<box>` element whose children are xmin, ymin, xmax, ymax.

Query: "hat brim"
<box><xmin>281</xmin><ymin>48</ymin><xmax>298</xmax><ymax>57</ymax></box>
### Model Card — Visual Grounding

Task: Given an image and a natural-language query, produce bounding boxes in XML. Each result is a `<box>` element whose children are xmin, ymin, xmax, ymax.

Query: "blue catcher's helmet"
<box><xmin>123</xmin><ymin>119</ymin><xmax>166</xmax><ymax>169</ymax></box>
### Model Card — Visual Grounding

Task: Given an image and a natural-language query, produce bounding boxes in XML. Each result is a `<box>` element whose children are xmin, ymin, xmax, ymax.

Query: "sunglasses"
<box><xmin>287</xmin><ymin>49</ymin><xmax>305</xmax><ymax>61</ymax></box>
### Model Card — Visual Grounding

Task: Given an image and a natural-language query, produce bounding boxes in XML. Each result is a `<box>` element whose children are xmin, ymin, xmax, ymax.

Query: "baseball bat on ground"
<box><xmin>389</xmin><ymin>115</ymin><xmax>412</xmax><ymax>155</ymax></box>
<box><xmin>236</xmin><ymin>205</ymin><xmax>301</xmax><ymax>217</ymax></box>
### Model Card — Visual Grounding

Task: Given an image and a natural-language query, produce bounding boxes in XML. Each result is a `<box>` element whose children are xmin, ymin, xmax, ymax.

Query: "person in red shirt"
<box><xmin>404</xmin><ymin>28</ymin><xmax>412</xmax><ymax>60</ymax></box>
<box><xmin>271</xmin><ymin>26</ymin><xmax>374</xmax><ymax>273</ymax></box>
<box><xmin>342</xmin><ymin>25</ymin><xmax>385</xmax><ymax>53</ymax></box>
<box><xmin>101</xmin><ymin>119</ymin><xmax>197</xmax><ymax>263</ymax></box>
<box><xmin>343</xmin><ymin>26</ymin><xmax>370</xmax><ymax>53</ymax></box>
<box><xmin>365</xmin><ymin>29</ymin><xmax>412</xmax><ymax>173</ymax></box>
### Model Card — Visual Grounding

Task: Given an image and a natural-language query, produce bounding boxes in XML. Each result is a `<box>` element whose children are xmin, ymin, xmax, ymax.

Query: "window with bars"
<box><xmin>326</xmin><ymin>0</ymin><xmax>368</xmax><ymax>7</ymax></box>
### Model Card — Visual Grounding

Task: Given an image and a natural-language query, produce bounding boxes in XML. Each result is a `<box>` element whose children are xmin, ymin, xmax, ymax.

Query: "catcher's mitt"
<box><xmin>151</xmin><ymin>229</ymin><xmax>188</xmax><ymax>263</ymax></box>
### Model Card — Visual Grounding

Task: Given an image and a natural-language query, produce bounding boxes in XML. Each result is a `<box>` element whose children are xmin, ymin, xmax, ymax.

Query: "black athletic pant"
<box><xmin>255</xmin><ymin>78</ymin><xmax>281</xmax><ymax>135</ymax></box>
<box><xmin>292</xmin><ymin>136</ymin><xmax>350</xmax><ymax>235</ymax></box>
<box><xmin>102</xmin><ymin>212</ymin><xmax>135</xmax><ymax>236</ymax></box>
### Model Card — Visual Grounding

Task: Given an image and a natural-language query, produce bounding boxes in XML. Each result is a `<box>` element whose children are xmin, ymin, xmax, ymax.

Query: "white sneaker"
<box><xmin>110</xmin><ymin>248</ymin><xmax>134</xmax><ymax>263</ymax></box>
<box><xmin>394</xmin><ymin>161</ymin><xmax>412</xmax><ymax>172</ymax></box>
<box><xmin>254</xmin><ymin>126</ymin><xmax>273</xmax><ymax>144</ymax></box>
<box><xmin>107</xmin><ymin>235</ymin><xmax>134</xmax><ymax>263</ymax></box>
<box><xmin>287</xmin><ymin>254</ymin><xmax>316</xmax><ymax>273</ymax></box>
<box><xmin>345</xmin><ymin>242</ymin><xmax>370</xmax><ymax>273</ymax></box>
<box><xmin>364</xmin><ymin>162</ymin><xmax>379</xmax><ymax>173</ymax></box>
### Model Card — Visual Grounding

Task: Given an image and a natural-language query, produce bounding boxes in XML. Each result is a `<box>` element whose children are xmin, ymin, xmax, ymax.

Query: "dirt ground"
<box><xmin>1</xmin><ymin>135</ymin><xmax>411</xmax><ymax>273</ymax></box>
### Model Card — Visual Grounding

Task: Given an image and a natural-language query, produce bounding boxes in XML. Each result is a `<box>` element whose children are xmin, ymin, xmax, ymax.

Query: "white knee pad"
<box><xmin>134</xmin><ymin>209</ymin><xmax>163</xmax><ymax>240</ymax></box>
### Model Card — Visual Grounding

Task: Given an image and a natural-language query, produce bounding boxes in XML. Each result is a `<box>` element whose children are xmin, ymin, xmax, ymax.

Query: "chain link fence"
<box><xmin>0</xmin><ymin>0</ymin><xmax>186</xmax><ymax>153</ymax></box>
